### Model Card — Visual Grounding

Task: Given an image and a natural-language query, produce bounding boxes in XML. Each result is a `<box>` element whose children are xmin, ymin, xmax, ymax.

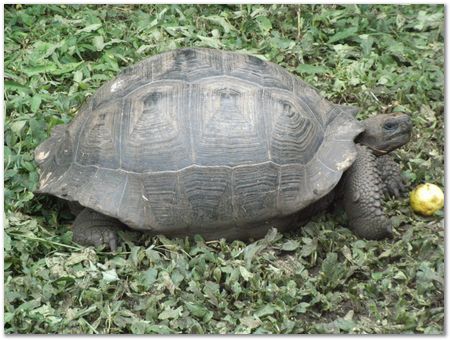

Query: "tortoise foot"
<box><xmin>376</xmin><ymin>155</ymin><xmax>406</xmax><ymax>198</ymax></box>
<box><xmin>72</xmin><ymin>208</ymin><xmax>125</xmax><ymax>251</ymax></box>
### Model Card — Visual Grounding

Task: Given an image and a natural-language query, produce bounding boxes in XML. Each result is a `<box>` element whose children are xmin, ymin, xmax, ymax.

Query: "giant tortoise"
<box><xmin>35</xmin><ymin>48</ymin><xmax>412</xmax><ymax>250</ymax></box>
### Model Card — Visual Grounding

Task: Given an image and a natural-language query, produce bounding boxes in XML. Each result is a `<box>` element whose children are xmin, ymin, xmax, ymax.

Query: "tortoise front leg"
<box><xmin>72</xmin><ymin>208</ymin><xmax>125</xmax><ymax>251</ymax></box>
<box><xmin>342</xmin><ymin>145</ymin><xmax>392</xmax><ymax>240</ymax></box>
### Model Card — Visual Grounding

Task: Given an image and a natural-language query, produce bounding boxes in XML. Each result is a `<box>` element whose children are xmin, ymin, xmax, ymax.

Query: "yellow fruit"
<box><xmin>410</xmin><ymin>183</ymin><xmax>444</xmax><ymax>216</ymax></box>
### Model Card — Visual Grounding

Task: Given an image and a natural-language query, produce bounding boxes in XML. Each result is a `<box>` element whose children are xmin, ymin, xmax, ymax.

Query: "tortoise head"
<box><xmin>357</xmin><ymin>113</ymin><xmax>412</xmax><ymax>155</ymax></box>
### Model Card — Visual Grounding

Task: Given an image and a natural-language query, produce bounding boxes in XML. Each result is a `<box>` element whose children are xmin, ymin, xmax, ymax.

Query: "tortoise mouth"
<box><xmin>367</xmin><ymin>134</ymin><xmax>410</xmax><ymax>155</ymax></box>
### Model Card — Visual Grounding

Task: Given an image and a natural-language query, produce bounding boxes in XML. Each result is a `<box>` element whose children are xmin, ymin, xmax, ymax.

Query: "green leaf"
<box><xmin>370</xmin><ymin>272</ymin><xmax>383</xmax><ymax>282</ymax></box>
<box><xmin>4</xmin><ymin>232</ymin><xmax>11</xmax><ymax>252</ymax></box>
<box><xmin>30</xmin><ymin>41</ymin><xmax>63</xmax><ymax>59</ymax></box>
<box><xmin>328</xmin><ymin>27</ymin><xmax>358</xmax><ymax>43</ymax></box>
<box><xmin>254</xmin><ymin>304</ymin><xmax>276</xmax><ymax>318</ymax></box>
<box><xmin>256</xmin><ymin>16</ymin><xmax>272</xmax><ymax>33</ymax></box>
<box><xmin>10</xmin><ymin>120</ymin><xmax>27</xmax><ymax>136</ymax></box>
<box><xmin>19</xmin><ymin>12</ymin><xmax>34</xmax><ymax>26</ymax></box>
<box><xmin>51</xmin><ymin>62</ymin><xmax>83</xmax><ymax>75</ymax></box>
<box><xmin>300</xmin><ymin>238</ymin><xmax>317</xmax><ymax>257</ymax></box>
<box><xmin>66</xmin><ymin>252</ymin><xmax>90</xmax><ymax>266</ymax></box>
<box><xmin>263</xmin><ymin>227</ymin><xmax>279</xmax><ymax>244</ymax></box>
<box><xmin>335</xmin><ymin>318</ymin><xmax>356</xmax><ymax>332</ymax></box>
<box><xmin>160</xmin><ymin>271</ymin><xmax>176</xmax><ymax>294</ymax></box>
<box><xmin>359</xmin><ymin>34</ymin><xmax>374</xmax><ymax>56</ymax></box>
<box><xmin>145</xmin><ymin>248</ymin><xmax>162</xmax><ymax>262</ymax></box>
<box><xmin>244</xmin><ymin>243</ymin><xmax>265</xmax><ymax>267</ymax></box>
<box><xmin>295</xmin><ymin>302</ymin><xmax>310</xmax><ymax>314</ymax></box>
<box><xmin>202</xmin><ymin>15</ymin><xmax>235</xmax><ymax>33</ymax></box>
<box><xmin>4</xmin><ymin>312</ymin><xmax>14</xmax><ymax>323</ymax></box>
<box><xmin>185</xmin><ymin>302</ymin><xmax>209</xmax><ymax>318</ymax></box>
<box><xmin>142</xmin><ymin>268</ymin><xmax>158</xmax><ymax>287</ymax></box>
<box><xmin>76</xmin><ymin>23</ymin><xmax>102</xmax><ymax>34</ymax></box>
<box><xmin>16</xmin><ymin>300</ymin><xmax>41</xmax><ymax>312</ymax></box>
<box><xmin>22</xmin><ymin>64</ymin><xmax>57</xmax><ymax>76</ymax></box>
<box><xmin>281</xmin><ymin>240</ymin><xmax>300</xmax><ymax>251</ymax></box>
<box><xmin>158</xmin><ymin>306</ymin><xmax>182</xmax><ymax>320</ymax></box>
<box><xmin>196</xmin><ymin>35</ymin><xmax>223</xmax><ymax>49</ymax></box>
<box><xmin>146</xmin><ymin>324</ymin><xmax>175</xmax><ymax>334</ymax></box>
<box><xmin>30</xmin><ymin>95</ymin><xmax>42</xmax><ymax>113</ymax></box>
<box><xmin>102</xmin><ymin>269</ymin><xmax>119</xmax><ymax>283</ymax></box>
<box><xmin>239</xmin><ymin>266</ymin><xmax>254</xmax><ymax>281</ymax></box>
<box><xmin>414</xmin><ymin>10</ymin><xmax>443</xmax><ymax>31</ymax></box>
<box><xmin>131</xmin><ymin>320</ymin><xmax>148</xmax><ymax>335</ymax></box>
<box><xmin>321</xmin><ymin>252</ymin><xmax>346</xmax><ymax>287</ymax></box>
<box><xmin>393</xmin><ymin>271</ymin><xmax>407</xmax><ymax>281</ymax></box>
<box><xmin>74</xmin><ymin>70</ymin><xmax>83</xmax><ymax>83</ymax></box>
<box><xmin>4</xmin><ymin>80</ymin><xmax>30</xmax><ymax>92</ymax></box>
<box><xmin>240</xmin><ymin>316</ymin><xmax>262</xmax><ymax>329</ymax></box>
<box><xmin>296</xmin><ymin>64</ymin><xmax>329</xmax><ymax>74</ymax></box>
<box><xmin>53</xmin><ymin>276</ymin><xmax>76</xmax><ymax>286</ymax></box>
<box><xmin>93</xmin><ymin>35</ymin><xmax>105</xmax><ymax>51</ymax></box>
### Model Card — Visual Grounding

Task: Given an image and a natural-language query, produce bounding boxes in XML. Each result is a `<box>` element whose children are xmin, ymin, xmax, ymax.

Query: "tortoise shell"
<box><xmin>35</xmin><ymin>48</ymin><xmax>363</xmax><ymax>240</ymax></box>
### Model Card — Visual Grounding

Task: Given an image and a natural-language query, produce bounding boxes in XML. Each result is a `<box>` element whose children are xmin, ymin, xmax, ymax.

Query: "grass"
<box><xmin>4</xmin><ymin>4</ymin><xmax>444</xmax><ymax>334</ymax></box>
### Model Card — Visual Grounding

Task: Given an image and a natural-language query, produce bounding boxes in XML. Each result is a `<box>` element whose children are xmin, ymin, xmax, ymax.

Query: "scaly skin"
<box><xmin>343</xmin><ymin>145</ymin><xmax>393</xmax><ymax>240</ymax></box>
<box><xmin>72</xmin><ymin>208</ymin><xmax>124</xmax><ymax>251</ymax></box>
<box><xmin>376</xmin><ymin>154</ymin><xmax>406</xmax><ymax>198</ymax></box>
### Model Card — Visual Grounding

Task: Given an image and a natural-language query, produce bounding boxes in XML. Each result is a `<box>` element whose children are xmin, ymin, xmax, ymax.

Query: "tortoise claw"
<box><xmin>90</xmin><ymin>227</ymin><xmax>118</xmax><ymax>251</ymax></box>
<box><xmin>377</xmin><ymin>155</ymin><xmax>407</xmax><ymax>199</ymax></box>
<box><xmin>385</xmin><ymin>176</ymin><xmax>406</xmax><ymax>199</ymax></box>
<box><xmin>72</xmin><ymin>208</ymin><xmax>123</xmax><ymax>251</ymax></box>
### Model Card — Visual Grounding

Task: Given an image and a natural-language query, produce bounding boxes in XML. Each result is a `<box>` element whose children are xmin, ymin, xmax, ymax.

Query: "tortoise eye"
<box><xmin>383</xmin><ymin>121</ymin><xmax>398</xmax><ymax>131</ymax></box>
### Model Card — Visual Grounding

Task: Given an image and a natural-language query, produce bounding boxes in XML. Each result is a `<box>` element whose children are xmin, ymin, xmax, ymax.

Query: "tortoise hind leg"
<box><xmin>72</xmin><ymin>208</ymin><xmax>125</xmax><ymax>251</ymax></box>
<box><xmin>67</xmin><ymin>201</ymin><xmax>84</xmax><ymax>216</ymax></box>
<box><xmin>342</xmin><ymin>145</ymin><xmax>392</xmax><ymax>240</ymax></box>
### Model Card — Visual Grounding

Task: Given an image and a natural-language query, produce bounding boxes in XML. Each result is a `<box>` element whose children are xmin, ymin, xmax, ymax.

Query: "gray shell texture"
<box><xmin>35</xmin><ymin>48</ymin><xmax>364</xmax><ymax>240</ymax></box>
